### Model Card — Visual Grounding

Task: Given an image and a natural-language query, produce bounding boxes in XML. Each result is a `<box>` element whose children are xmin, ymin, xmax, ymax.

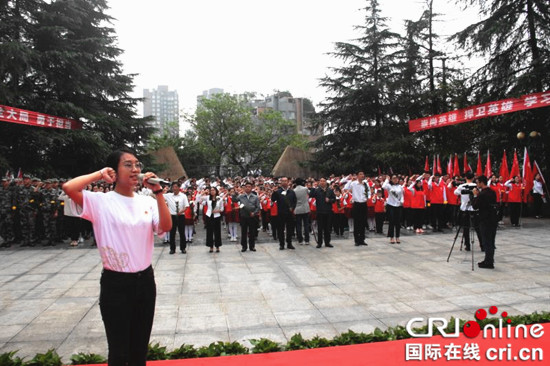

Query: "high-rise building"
<box><xmin>143</xmin><ymin>85</ymin><xmax>180</xmax><ymax>136</ymax></box>
<box><xmin>249</xmin><ymin>93</ymin><xmax>320</xmax><ymax>137</ymax></box>
<box><xmin>196</xmin><ymin>88</ymin><xmax>224</xmax><ymax>107</ymax></box>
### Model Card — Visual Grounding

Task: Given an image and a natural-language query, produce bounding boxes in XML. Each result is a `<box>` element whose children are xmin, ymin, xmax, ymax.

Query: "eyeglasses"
<box><xmin>121</xmin><ymin>161</ymin><xmax>144</xmax><ymax>170</ymax></box>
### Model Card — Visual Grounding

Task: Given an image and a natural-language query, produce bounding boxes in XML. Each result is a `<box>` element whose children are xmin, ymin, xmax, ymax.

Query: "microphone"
<box><xmin>138</xmin><ymin>173</ymin><xmax>171</xmax><ymax>186</ymax></box>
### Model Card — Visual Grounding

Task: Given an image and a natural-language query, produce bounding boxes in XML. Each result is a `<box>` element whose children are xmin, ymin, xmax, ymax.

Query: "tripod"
<box><xmin>447</xmin><ymin>211</ymin><xmax>476</xmax><ymax>271</ymax></box>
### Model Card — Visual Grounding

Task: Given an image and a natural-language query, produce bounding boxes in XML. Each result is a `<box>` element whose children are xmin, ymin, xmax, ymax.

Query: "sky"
<box><xmin>106</xmin><ymin>0</ymin><xmax>481</xmax><ymax>118</ymax></box>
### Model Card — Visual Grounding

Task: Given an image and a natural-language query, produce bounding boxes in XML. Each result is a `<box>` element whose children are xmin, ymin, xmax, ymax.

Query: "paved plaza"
<box><xmin>0</xmin><ymin>218</ymin><xmax>549</xmax><ymax>359</ymax></box>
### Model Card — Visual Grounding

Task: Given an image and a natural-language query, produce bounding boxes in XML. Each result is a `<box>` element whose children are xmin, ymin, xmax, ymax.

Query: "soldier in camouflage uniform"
<box><xmin>53</xmin><ymin>178</ymin><xmax>65</xmax><ymax>242</ymax></box>
<box><xmin>0</xmin><ymin>177</ymin><xmax>15</xmax><ymax>248</ymax></box>
<box><xmin>19</xmin><ymin>175</ymin><xmax>40</xmax><ymax>247</ymax></box>
<box><xmin>41</xmin><ymin>179</ymin><xmax>58</xmax><ymax>246</ymax></box>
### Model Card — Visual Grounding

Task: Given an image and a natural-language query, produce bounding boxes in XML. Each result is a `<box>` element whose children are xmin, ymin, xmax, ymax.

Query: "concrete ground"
<box><xmin>0</xmin><ymin>218</ymin><xmax>549</xmax><ymax>360</ymax></box>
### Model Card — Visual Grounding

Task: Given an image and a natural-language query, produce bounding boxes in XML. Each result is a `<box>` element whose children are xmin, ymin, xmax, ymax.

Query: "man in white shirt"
<box><xmin>348</xmin><ymin>171</ymin><xmax>369</xmax><ymax>246</ymax></box>
<box><xmin>164</xmin><ymin>182</ymin><xmax>189</xmax><ymax>254</ymax></box>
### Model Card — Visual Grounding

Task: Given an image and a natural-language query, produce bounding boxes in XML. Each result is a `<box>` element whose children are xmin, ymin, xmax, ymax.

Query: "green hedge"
<box><xmin>1</xmin><ymin>312</ymin><xmax>548</xmax><ymax>365</ymax></box>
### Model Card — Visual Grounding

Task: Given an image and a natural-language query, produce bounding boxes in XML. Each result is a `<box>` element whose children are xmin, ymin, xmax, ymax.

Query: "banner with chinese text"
<box><xmin>0</xmin><ymin>105</ymin><xmax>82</xmax><ymax>130</ymax></box>
<box><xmin>409</xmin><ymin>91</ymin><xmax>550</xmax><ymax>133</ymax></box>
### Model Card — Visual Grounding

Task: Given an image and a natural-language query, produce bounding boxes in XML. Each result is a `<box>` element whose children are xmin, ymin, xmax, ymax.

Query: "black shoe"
<box><xmin>250</xmin><ymin>248</ymin><xmax>256</xmax><ymax>252</ymax></box>
<box><xmin>360</xmin><ymin>241</ymin><xmax>368</xmax><ymax>246</ymax></box>
<box><xmin>241</xmin><ymin>248</ymin><xmax>247</xmax><ymax>252</ymax></box>
<box><xmin>355</xmin><ymin>243</ymin><xmax>361</xmax><ymax>246</ymax></box>
<box><xmin>316</xmin><ymin>244</ymin><xmax>322</xmax><ymax>248</ymax></box>
<box><xmin>478</xmin><ymin>262</ymin><xmax>494</xmax><ymax>269</ymax></box>
<box><xmin>325</xmin><ymin>244</ymin><xmax>334</xmax><ymax>248</ymax></box>
<box><xmin>287</xmin><ymin>245</ymin><xmax>295</xmax><ymax>250</ymax></box>
<box><xmin>279</xmin><ymin>247</ymin><xmax>285</xmax><ymax>250</ymax></box>
<box><xmin>169</xmin><ymin>250</ymin><xmax>175</xmax><ymax>254</ymax></box>
<box><xmin>181</xmin><ymin>249</ymin><xmax>186</xmax><ymax>254</ymax></box>
<box><xmin>464</xmin><ymin>246</ymin><xmax>471</xmax><ymax>251</ymax></box>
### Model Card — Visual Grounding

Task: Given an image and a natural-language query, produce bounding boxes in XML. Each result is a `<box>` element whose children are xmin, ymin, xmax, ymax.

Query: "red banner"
<box><xmin>409</xmin><ymin>91</ymin><xmax>550</xmax><ymax>132</ymax></box>
<box><xmin>0</xmin><ymin>105</ymin><xmax>82</xmax><ymax>130</ymax></box>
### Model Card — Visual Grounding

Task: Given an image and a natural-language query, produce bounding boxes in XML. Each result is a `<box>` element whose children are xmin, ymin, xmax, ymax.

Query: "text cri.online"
<box><xmin>486</xmin><ymin>345</ymin><xmax>543</xmax><ymax>361</ymax></box>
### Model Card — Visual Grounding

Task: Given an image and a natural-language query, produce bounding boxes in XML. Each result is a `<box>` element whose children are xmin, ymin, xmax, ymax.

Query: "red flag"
<box><xmin>523</xmin><ymin>148</ymin><xmax>533</xmax><ymax>202</ymax></box>
<box><xmin>432</xmin><ymin>155</ymin><xmax>436</xmax><ymax>176</ymax></box>
<box><xmin>510</xmin><ymin>149</ymin><xmax>520</xmax><ymax>178</ymax></box>
<box><xmin>499</xmin><ymin>150</ymin><xmax>509</xmax><ymax>181</ymax></box>
<box><xmin>436</xmin><ymin>155</ymin><xmax>442</xmax><ymax>175</ymax></box>
<box><xmin>475</xmin><ymin>152</ymin><xmax>483</xmax><ymax>177</ymax></box>
<box><xmin>378</xmin><ymin>166</ymin><xmax>381</xmax><ymax>176</ymax></box>
<box><xmin>16</xmin><ymin>168</ymin><xmax>22</xmax><ymax>179</ymax></box>
<box><xmin>453</xmin><ymin>153</ymin><xmax>461</xmax><ymax>177</ymax></box>
<box><xmin>447</xmin><ymin>154</ymin><xmax>453</xmax><ymax>176</ymax></box>
<box><xmin>463</xmin><ymin>153</ymin><xmax>470</xmax><ymax>173</ymax></box>
<box><xmin>485</xmin><ymin>150</ymin><xmax>492</xmax><ymax>177</ymax></box>
<box><xmin>424</xmin><ymin>156</ymin><xmax>429</xmax><ymax>172</ymax></box>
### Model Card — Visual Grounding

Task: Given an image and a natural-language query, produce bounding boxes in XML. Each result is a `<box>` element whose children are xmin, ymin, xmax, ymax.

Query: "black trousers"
<box><xmin>352</xmin><ymin>202</ymin><xmax>367</xmax><ymax>244</ymax></box>
<box><xmin>431</xmin><ymin>203</ymin><xmax>445</xmax><ymax>230</ymax></box>
<box><xmin>277</xmin><ymin>214</ymin><xmax>294</xmax><ymax>248</ymax></box>
<box><xmin>100</xmin><ymin>266</ymin><xmax>156</xmax><ymax>366</ymax></box>
<box><xmin>412</xmin><ymin>208</ymin><xmax>425</xmax><ymax>230</ymax></box>
<box><xmin>533</xmin><ymin>193</ymin><xmax>543</xmax><ymax>217</ymax></box>
<box><xmin>64</xmin><ymin>215</ymin><xmax>81</xmax><ymax>241</ymax></box>
<box><xmin>170</xmin><ymin>215</ymin><xmax>186</xmax><ymax>251</ymax></box>
<box><xmin>316</xmin><ymin>212</ymin><xmax>332</xmax><ymax>246</ymax></box>
<box><xmin>480</xmin><ymin>221</ymin><xmax>497</xmax><ymax>264</ymax></box>
<box><xmin>295</xmin><ymin>213</ymin><xmax>310</xmax><ymax>243</ymax></box>
<box><xmin>333</xmin><ymin>213</ymin><xmax>346</xmax><ymax>236</ymax></box>
<box><xmin>460</xmin><ymin>211</ymin><xmax>481</xmax><ymax>249</ymax></box>
<box><xmin>386</xmin><ymin>205</ymin><xmax>402</xmax><ymax>238</ymax></box>
<box><xmin>205</xmin><ymin>216</ymin><xmax>222</xmax><ymax>248</ymax></box>
<box><xmin>509</xmin><ymin>202</ymin><xmax>521</xmax><ymax>226</ymax></box>
<box><xmin>375</xmin><ymin>212</ymin><xmax>385</xmax><ymax>234</ymax></box>
<box><xmin>240</xmin><ymin>216</ymin><xmax>257</xmax><ymax>250</ymax></box>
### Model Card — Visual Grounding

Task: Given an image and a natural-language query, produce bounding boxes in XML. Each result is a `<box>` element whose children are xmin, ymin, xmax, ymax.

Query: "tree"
<box><xmin>452</xmin><ymin>0</ymin><xmax>550</xmax><ymax>169</ymax></box>
<box><xmin>226</xmin><ymin>109</ymin><xmax>305</xmax><ymax>176</ymax></box>
<box><xmin>313</xmin><ymin>0</ymin><xmax>401</xmax><ymax>174</ymax></box>
<box><xmin>191</xmin><ymin>93</ymin><xmax>306</xmax><ymax>177</ymax></box>
<box><xmin>0</xmin><ymin>0</ymin><xmax>155</xmax><ymax>177</ymax></box>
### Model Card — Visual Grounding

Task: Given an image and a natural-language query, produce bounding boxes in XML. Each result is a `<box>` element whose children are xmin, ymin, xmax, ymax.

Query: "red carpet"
<box><xmin>86</xmin><ymin>324</ymin><xmax>549</xmax><ymax>365</ymax></box>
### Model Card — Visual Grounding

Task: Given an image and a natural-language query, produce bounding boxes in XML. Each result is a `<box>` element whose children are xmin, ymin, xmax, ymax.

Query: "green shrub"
<box><xmin>69</xmin><ymin>353</ymin><xmax>107</xmax><ymax>365</ymax></box>
<box><xmin>196</xmin><ymin>341</ymin><xmax>248</xmax><ymax>358</ymax></box>
<box><xmin>249</xmin><ymin>338</ymin><xmax>282</xmax><ymax>353</ymax></box>
<box><xmin>25</xmin><ymin>349</ymin><xmax>62</xmax><ymax>366</ymax></box>
<box><xmin>286</xmin><ymin>333</ymin><xmax>308</xmax><ymax>350</ymax></box>
<box><xmin>0</xmin><ymin>351</ymin><xmax>24</xmax><ymax>366</ymax></box>
<box><xmin>146</xmin><ymin>342</ymin><xmax>168</xmax><ymax>360</ymax></box>
<box><xmin>169</xmin><ymin>344</ymin><xmax>198</xmax><ymax>359</ymax></box>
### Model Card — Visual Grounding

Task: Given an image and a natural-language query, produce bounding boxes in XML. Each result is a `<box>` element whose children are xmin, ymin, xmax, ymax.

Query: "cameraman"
<box><xmin>454</xmin><ymin>171</ymin><xmax>481</xmax><ymax>251</ymax></box>
<box><xmin>472</xmin><ymin>175</ymin><xmax>498</xmax><ymax>269</ymax></box>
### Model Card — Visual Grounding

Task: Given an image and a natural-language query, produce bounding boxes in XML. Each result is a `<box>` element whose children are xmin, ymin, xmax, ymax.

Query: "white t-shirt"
<box><xmin>74</xmin><ymin>190</ymin><xmax>163</xmax><ymax>273</ymax></box>
<box><xmin>164</xmin><ymin>192</ymin><xmax>189</xmax><ymax>215</ymax></box>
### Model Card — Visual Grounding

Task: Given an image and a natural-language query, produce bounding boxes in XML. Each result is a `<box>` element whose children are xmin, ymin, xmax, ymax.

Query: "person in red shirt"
<box><xmin>505</xmin><ymin>175</ymin><xmax>524</xmax><ymax>227</ymax></box>
<box><xmin>373</xmin><ymin>190</ymin><xmax>386</xmax><ymax>234</ymax></box>
<box><xmin>428</xmin><ymin>173</ymin><xmax>447</xmax><ymax>232</ymax></box>
<box><xmin>489</xmin><ymin>174</ymin><xmax>505</xmax><ymax>224</ymax></box>
<box><xmin>409</xmin><ymin>178</ymin><xmax>427</xmax><ymax>233</ymax></box>
<box><xmin>446</xmin><ymin>176</ymin><xmax>460</xmax><ymax>228</ymax></box>
<box><xmin>403</xmin><ymin>177</ymin><xmax>413</xmax><ymax>230</ymax></box>
<box><xmin>224</xmin><ymin>187</ymin><xmax>240</xmax><ymax>242</ymax></box>
<box><xmin>259</xmin><ymin>187</ymin><xmax>271</xmax><ymax>233</ymax></box>
<box><xmin>332</xmin><ymin>186</ymin><xmax>346</xmax><ymax>237</ymax></box>
<box><xmin>269</xmin><ymin>188</ymin><xmax>279</xmax><ymax>241</ymax></box>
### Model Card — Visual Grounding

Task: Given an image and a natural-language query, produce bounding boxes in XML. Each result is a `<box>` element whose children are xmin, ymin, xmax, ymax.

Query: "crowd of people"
<box><xmin>1</xmin><ymin>150</ymin><xmax>547</xmax><ymax>364</ymax></box>
<box><xmin>0</xmin><ymin>169</ymin><xmax>547</xmax><ymax>252</ymax></box>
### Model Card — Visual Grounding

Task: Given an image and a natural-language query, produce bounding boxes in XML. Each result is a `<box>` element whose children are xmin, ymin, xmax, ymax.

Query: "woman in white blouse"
<box><xmin>204</xmin><ymin>186</ymin><xmax>224</xmax><ymax>252</ymax></box>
